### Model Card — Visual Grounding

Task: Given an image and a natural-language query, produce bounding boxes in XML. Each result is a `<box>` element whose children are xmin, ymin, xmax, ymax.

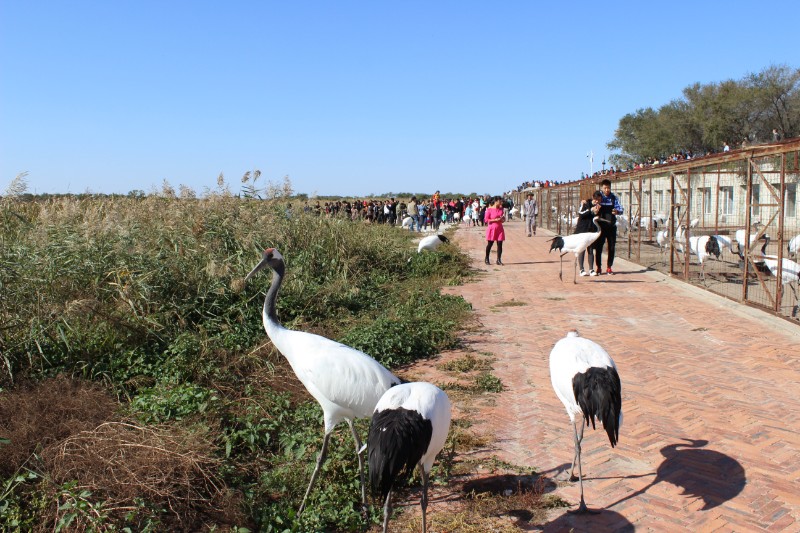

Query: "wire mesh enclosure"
<box><xmin>515</xmin><ymin>139</ymin><xmax>800</xmax><ymax>322</ymax></box>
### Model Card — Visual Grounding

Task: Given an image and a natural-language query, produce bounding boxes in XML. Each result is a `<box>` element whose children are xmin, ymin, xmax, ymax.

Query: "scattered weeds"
<box><xmin>437</xmin><ymin>353</ymin><xmax>493</xmax><ymax>373</ymax></box>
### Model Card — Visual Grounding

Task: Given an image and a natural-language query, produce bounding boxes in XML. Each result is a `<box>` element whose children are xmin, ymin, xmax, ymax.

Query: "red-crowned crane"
<box><xmin>244</xmin><ymin>248</ymin><xmax>402</xmax><ymax>516</ymax></box>
<box><xmin>686</xmin><ymin>235</ymin><xmax>722</xmax><ymax>282</ymax></box>
<box><xmin>735</xmin><ymin>221</ymin><xmax>768</xmax><ymax>261</ymax></box>
<box><xmin>656</xmin><ymin>227</ymin><xmax>670</xmax><ymax>263</ymax></box>
<box><xmin>549</xmin><ymin>330</ymin><xmax>622</xmax><ymax>514</ymax></box>
<box><xmin>368</xmin><ymin>382</ymin><xmax>452</xmax><ymax>533</ymax></box>
<box><xmin>548</xmin><ymin>216</ymin><xmax>606</xmax><ymax>283</ymax></box>
<box><xmin>417</xmin><ymin>234</ymin><xmax>449</xmax><ymax>254</ymax></box>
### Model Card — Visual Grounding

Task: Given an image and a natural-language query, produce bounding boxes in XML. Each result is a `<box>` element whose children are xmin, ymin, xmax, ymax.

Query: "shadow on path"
<box><xmin>607</xmin><ymin>439</ymin><xmax>746</xmax><ymax>511</ymax></box>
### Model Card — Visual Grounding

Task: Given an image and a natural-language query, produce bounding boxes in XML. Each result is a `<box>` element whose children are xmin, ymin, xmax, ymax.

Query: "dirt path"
<box><xmin>419</xmin><ymin>219</ymin><xmax>800</xmax><ymax>532</ymax></box>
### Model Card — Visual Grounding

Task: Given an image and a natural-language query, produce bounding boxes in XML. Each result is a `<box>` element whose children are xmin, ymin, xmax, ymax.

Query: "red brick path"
<box><xmin>438</xmin><ymin>219</ymin><xmax>800</xmax><ymax>532</ymax></box>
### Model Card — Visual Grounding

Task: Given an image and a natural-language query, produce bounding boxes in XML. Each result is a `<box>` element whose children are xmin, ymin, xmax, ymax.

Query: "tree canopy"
<box><xmin>607</xmin><ymin>65</ymin><xmax>800</xmax><ymax>168</ymax></box>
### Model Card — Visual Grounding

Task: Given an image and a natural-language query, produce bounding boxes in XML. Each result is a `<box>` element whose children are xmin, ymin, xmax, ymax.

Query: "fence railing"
<box><xmin>514</xmin><ymin>139</ymin><xmax>800</xmax><ymax>323</ymax></box>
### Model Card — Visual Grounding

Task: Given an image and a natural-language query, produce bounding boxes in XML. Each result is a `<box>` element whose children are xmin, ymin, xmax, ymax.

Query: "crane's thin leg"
<box><xmin>382</xmin><ymin>490</ymin><xmax>393</xmax><ymax>533</ymax></box>
<box><xmin>569</xmin><ymin>420</ymin><xmax>599</xmax><ymax>515</ymax></box>
<box><xmin>559</xmin><ymin>252</ymin><xmax>567</xmax><ymax>281</ymax></box>
<box><xmin>347</xmin><ymin>419</ymin><xmax>369</xmax><ymax>519</ymax></box>
<box><xmin>573</xmin><ymin>256</ymin><xmax>579</xmax><ymax>284</ymax></box>
<box><xmin>569</xmin><ymin>420</ymin><xmax>584</xmax><ymax>481</ymax></box>
<box><xmin>420</xmin><ymin>467</ymin><xmax>429</xmax><ymax>533</ymax></box>
<box><xmin>299</xmin><ymin>431</ymin><xmax>331</xmax><ymax>515</ymax></box>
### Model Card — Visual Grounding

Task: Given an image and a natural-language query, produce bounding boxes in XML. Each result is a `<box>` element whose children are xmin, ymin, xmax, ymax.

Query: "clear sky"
<box><xmin>2</xmin><ymin>1</ymin><xmax>799</xmax><ymax>198</ymax></box>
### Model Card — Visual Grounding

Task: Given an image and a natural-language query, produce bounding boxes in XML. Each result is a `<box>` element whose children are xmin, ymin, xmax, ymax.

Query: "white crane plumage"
<box><xmin>735</xmin><ymin>222</ymin><xmax>767</xmax><ymax>261</ymax></box>
<box><xmin>711</xmin><ymin>234</ymin><xmax>736</xmax><ymax>257</ymax></box>
<box><xmin>368</xmin><ymin>382</ymin><xmax>451</xmax><ymax>533</ymax></box>
<box><xmin>615</xmin><ymin>214</ymin><xmax>629</xmax><ymax>236</ymax></box>
<box><xmin>417</xmin><ymin>234</ymin><xmax>449</xmax><ymax>254</ymax></box>
<box><xmin>788</xmin><ymin>234</ymin><xmax>800</xmax><ymax>258</ymax></box>
<box><xmin>548</xmin><ymin>216</ymin><xmax>606</xmax><ymax>283</ymax></box>
<box><xmin>656</xmin><ymin>227</ymin><xmax>670</xmax><ymax>262</ymax></box>
<box><xmin>687</xmin><ymin>235</ymin><xmax>722</xmax><ymax>281</ymax></box>
<box><xmin>244</xmin><ymin>248</ymin><xmax>402</xmax><ymax>516</ymax></box>
<box><xmin>754</xmin><ymin>252</ymin><xmax>800</xmax><ymax>314</ymax></box>
<box><xmin>550</xmin><ymin>330</ymin><xmax>622</xmax><ymax>514</ymax></box>
<box><xmin>402</xmin><ymin>216</ymin><xmax>414</xmax><ymax>229</ymax></box>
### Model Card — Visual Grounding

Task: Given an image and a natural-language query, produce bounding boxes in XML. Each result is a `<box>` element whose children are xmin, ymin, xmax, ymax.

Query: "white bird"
<box><xmin>550</xmin><ymin>331</ymin><xmax>622</xmax><ymax>514</ymax></box>
<box><xmin>788</xmin><ymin>234</ymin><xmax>800</xmax><ymax>258</ymax></box>
<box><xmin>510</xmin><ymin>206</ymin><xmax>519</xmax><ymax>217</ymax></box>
<box><xmin>368</xmin><ymin>382</ymin><xmax>452</xmax><ymax>533</ymax></box>
<box><xmin>674</xmin><ymin>224</ymin><xmax>688</xmax><ymax>255</ymax></box>
<box><xmin>689</xmin><ymin>217</ymin><xmax>700</xmax><ymax>229</ymax></box>
<box><xmin>688</xmin><ymin>235</ymin><xmax>722</xmax><ymax>281</ymax></box>
<box><xmin>616</xmin><ymin>214</ymin><xmax>629</xmax><ymax>235</ymax></box>
<box><xmin>548</xmin><ymin>216</ymin><xmax>605</xmax><ymax>283</ymax></box>
<box><xmin>754</xmin><ymin>252</ymin><xmax>800</xmax><ymax>315</ymax></box>
<box><xmin>244</xmin><ymin>248</ymin><xmax>401</xmax><ymax>516</ymax></box>
<box><xmin>402</xmin><ymin>216</ymin><xmax>413</xmax><ymax>228</ymax></box>
<box><xmin>417</xmin><ymin>234</ymin><xmax>449</xmax><ymax>254</ymax></box>
<box><xmin>735</xmin><ymin>222</ymin><xmax>767</xmax><ymax>261</ymax></box>
<box><xmin>711</xmin><ymin>234</ymin><xmax>736</xmax><ymax>257</ymax></box>
<box><xmin>656</xmin><ymin>227</ymin><xmax>670</xmax><ymax>260</ymax></box>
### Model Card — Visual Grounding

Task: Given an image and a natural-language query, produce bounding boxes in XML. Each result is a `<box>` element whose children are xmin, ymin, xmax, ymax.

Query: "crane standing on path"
<box><xmin>549</xmin><ymin>330</ymin><xmax>622</xmax><ymax>514</ymax></box>
<box><xmin>244</xmin><ymin>248</ymin><xmax>402</xmax><ymax>517</ymax></box>
<box><xmin>368</xmin><ymin>382</ymin><xmax>452</xmax><ymax>533</ymax></box>
<box><xmin>548</xmin><ymin>217</ymin><xmax>607</xmax><ymax>283</ymax></box>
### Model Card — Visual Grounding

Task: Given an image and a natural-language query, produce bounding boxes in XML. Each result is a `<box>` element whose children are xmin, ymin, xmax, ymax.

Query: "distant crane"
<box><xmin>368</xmin><ymin>382</ymin><xmax>452</xmax><ymax>533</ymax></box>
<box><xmin>244</xmin><ymin>248</ymin><xmax>402</xmax><ymax>516</ymax></box>
<box><xmin>656</xmin><ymin>227</ymin><xmax>670</xmax><ymax>263</ymax></box>
<box><xmin>683</xmin><ymin>235</ymin><xmax>722</xmax><ymax>282</ymax></box>
<box><xmin>548</xmin><ymin>217</ymin><xmax>606</xmax><ymax>283</ymax></box>
<box><xmin>735</xmin><ymin>221</ymin><xmax>768</xmax><ymax>261</ymax></box>
<box><xmin>550</xmin><ymin>330</ymin><xmax>622</xmax><ymax>514</ymax></box>
<box><xmin>754</xmin><ymin>251</ymin><xmax>800</xmax><ymax>316</ymax></box>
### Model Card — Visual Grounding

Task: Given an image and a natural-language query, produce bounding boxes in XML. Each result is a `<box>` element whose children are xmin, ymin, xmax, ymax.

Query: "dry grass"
<box><xmin>0</xmin><ymin>375</ymin><xmax>117</xmax><ymax>477</ymax></box>
<box><xmin>40</xmin><ymin>420</ymin><xmax>243</xmax><ymax>529</ymax></box>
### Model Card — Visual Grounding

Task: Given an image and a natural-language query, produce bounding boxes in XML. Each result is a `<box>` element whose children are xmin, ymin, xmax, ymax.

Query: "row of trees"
<box><xmin>607</xmin><ymin>64</ymin><xmax>800</xmax><ymax>168</ymax></box>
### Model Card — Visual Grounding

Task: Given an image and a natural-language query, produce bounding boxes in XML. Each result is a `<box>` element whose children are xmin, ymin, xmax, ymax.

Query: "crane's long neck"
<box><xmin>263</xmin><ymin>264</ymin><xmax>287</xmax><ymax>335</ymax></box>
<box><xmin>593</xmin><ymin>217</ymin><xmax>602</xmax><ymax>233</ymax></box>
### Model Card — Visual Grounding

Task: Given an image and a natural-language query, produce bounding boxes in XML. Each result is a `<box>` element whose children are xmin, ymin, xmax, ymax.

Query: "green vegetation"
<box><xmin>0</xmin><ymin>193</ymin><xmax>472</xmax><ymax>531</ymax></box>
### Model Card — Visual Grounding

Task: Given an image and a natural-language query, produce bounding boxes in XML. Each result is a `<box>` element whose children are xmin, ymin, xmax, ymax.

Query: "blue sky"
<box><xmin>2</xmin><ymin>1</ymin><xmax>798</xmax><ymax>198</ymax></box>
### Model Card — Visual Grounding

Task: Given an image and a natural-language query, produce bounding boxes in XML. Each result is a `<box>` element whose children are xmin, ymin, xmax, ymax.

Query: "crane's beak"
<box><xmin>244</xmin><ymin>257</ymin><xmax>269</xmax><ymax>282</ymax></box>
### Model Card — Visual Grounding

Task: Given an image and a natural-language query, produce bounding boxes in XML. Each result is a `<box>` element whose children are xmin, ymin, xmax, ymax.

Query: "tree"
<box><xmin>607</xmin><ymin>64</ymin><xmax>800</xmax><ymax>164</ymax></box>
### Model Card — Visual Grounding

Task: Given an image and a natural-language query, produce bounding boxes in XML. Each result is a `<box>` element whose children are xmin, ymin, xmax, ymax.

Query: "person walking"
<box><xmin>595</xmin><ymin>179</ymin><xmax>624</xmax><ymax>275</ymax></box>
<box><xmin>484</xmin><ymin>196</ymin><xmax>506</xmax><ymax>265</ymax></box>
<box><xmin>576</xmin><ymin>191</ymin><xmax>602</xmax><ymax>276</ymax></box>
<box><xmin>407</xmin><ymin>196</ymin><xmax>420</xmax><ymax>232</ymax></box>
<box><xmin>524</xmin><ymin>193</ymin><xmax>538</xmax><ymax>237</ymax></box>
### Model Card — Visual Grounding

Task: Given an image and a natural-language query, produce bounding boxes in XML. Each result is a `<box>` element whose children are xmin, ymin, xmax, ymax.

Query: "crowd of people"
<box><xmin>294</xmin><ymin>181</ymin><xmax>626</xmax><ymax>276</ymax></box>
<box><xmin>298</xmin><ymin>191</ymin><xmax>521</xmax><ymax>232</ymax></box>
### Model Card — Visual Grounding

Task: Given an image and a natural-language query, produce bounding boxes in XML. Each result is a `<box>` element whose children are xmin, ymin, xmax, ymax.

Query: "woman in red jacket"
<box><xmin>484</xmin><ymin>196</ymin><xmax>506</xmax><ymax>265</ymax></box>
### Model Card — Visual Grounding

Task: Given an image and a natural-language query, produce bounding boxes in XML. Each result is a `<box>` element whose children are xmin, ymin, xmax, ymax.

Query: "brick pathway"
<box><xmin>436</xmin><ymin>219</ymin><xmax>800</xmax><ymax>532</ymax></box>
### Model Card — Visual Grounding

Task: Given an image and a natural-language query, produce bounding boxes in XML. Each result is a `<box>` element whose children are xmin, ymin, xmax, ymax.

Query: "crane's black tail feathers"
<box><xmin>437</xmin><ymin>235</ymin><xmax>449</xmax><ymax>243</ymax></box>
<box><xmin>549</xmin><ymin>236</ymin><xmax>565</xmax><ymax>253</ymax></box>
<box><xmin>368</xmin><ymin>408</ymin><xmax>433</xmax><ymax>500</ymax></box>
<box><xmin>706</xmin><ymin>236</ymin><xmax>721</xmax><ymax>259</ymax></box>
<box><xmin>572</xmin><ymin>366</ymin><xmax>622</xmax><ymax>447</ymax></box>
